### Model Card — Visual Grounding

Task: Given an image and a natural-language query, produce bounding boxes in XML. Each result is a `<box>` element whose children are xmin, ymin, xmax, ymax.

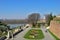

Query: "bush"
<box><xmin>37</xmin><ymin>23</ymin><xmax>40</xmax><ymax>27</ymax></box>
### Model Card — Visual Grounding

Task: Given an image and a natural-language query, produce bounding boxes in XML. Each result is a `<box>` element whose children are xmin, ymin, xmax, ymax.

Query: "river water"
<box><xmin>7</xmin><ymin>24</ymin><xmax>25</xmax><ymax>29</ymax></box>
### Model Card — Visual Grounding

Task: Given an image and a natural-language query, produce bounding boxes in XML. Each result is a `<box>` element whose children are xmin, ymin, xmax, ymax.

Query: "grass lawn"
<box><xmin>24</xmin><ymin>29</ymin><xmax>44</xmax><ymax>39</ymax></box>
<box><xmin>56</xmin><ymin>20</ymin><xmax>60</xmax><ymax>23</ymax></box>
<box><xmin>48</xmin><ymin>30</ymin><xmax>60</xmax><ymax>40</ymax></box>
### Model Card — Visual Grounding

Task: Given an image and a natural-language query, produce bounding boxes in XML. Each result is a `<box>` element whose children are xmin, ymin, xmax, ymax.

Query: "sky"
<box><xmin>0</xmin><ymin>0</ymin><xmax>60</xmax><ymax>19</ymax></box>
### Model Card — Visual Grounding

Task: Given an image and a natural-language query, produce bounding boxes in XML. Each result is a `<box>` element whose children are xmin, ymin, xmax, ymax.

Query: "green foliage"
<box><xmin>0</xmin><ymin>31</ymin><xmax>2</xmax><ymax>37</ymax></box>
<box><xmin>53</xmin><ymin>15</ymin><xmax>56</xmax><ymax>18</ymax></box>
<box><xmin>48</xmin><ymin>13</ymin><xmax>53</xmax><ymax>26</ymax></box>
<box><xmin>0</xmin><ymin>31</ymin><xmax>7</xmax><ymax>37</ymax></box>
<box><xmin>0</xmin><ymin>21</ymin><xmax>10</xmax><ymax>37</ymax></box>
<box><xmin>56</xmin><ymin>20</ymin><xmax>60</xmax><ymax>23</ymax></box>
<box><xmin>45</xmin><ymin>13</ymin><xmax>54</xmax><ymax>26</ymax></box>
<box><xmin>37</xmin><ymin>23</ymin><xmax>41</xmax><ymax>27</ymax></box>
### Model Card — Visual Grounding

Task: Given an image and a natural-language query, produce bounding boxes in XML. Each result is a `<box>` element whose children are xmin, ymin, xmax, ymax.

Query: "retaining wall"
<box><xmin>50</xmin><ymin>21</ymin><xmax>60</xmax><ymax>39</ymax></box>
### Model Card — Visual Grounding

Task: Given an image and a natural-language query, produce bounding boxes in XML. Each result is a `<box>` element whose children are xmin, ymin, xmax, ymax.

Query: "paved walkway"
<box><xmin>5</xmin><ymin>27</ymin><xmax>31</xmax><ymax>40</ymax></box>
<box><xmin>41</xmin><ymin>26</ymin><xmax>55</xmax><ymax>40</ymax></box>
<box><xmin>6</xmin><ymin>26</ymin><xmax>55</xmax><ymax>40</ymax></box>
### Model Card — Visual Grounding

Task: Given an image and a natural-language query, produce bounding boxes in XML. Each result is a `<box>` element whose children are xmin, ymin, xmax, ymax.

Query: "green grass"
<box><xmin>56</xmin><ymin>20</ymin><xmax>60</xmax><ymax>23</ymax></box>
<box><xmin>24</xmin><ymin>29</ymin><xmax>44</xmax><ymax>40</ymax></box>
<box><xmin>49</xmin><ymin>30</ymin><xmax>60</xmax><ymax>40</ymax></box>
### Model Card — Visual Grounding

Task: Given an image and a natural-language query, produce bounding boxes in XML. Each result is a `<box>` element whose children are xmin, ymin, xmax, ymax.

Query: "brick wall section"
<box><xmin>50</xmin><ymin>21</ymin><xmax>60</xmax><ymax>39</ymax></box>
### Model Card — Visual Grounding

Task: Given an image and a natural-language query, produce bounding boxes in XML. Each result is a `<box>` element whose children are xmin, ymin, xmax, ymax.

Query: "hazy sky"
<box><xmin>0</xmin><ymin>0</ymin><xmax>60</xmax><ymax>19</ymax></box>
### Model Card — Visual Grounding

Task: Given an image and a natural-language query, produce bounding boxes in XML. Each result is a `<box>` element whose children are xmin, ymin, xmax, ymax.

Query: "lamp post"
<box><xmin>6</xmin><ymin>30</ymin><xmax>10</xmax><ymax>40</ymax></box>
<box><xmin>11</xmin><ymin>30</ymin><xmax>14</xmax><ymax>40</ymax></box>
<box><xmin>6</xmin><ymin>25</ymin><xmax>10</xmax><ymax>40</ymax></box>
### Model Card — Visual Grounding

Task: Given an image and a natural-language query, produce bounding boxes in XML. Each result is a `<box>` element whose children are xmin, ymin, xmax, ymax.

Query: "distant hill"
<box><xmin>0</xmin><ymin>19</ymin><xmax>28</xmax><ymax>24</ymax></box>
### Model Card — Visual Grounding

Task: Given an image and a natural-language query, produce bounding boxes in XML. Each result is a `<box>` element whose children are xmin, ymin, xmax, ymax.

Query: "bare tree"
<box><xmin>28</xmin><ymin>13</ymin><xmax>40</xmax><ymax>26</ymax></box>
<box><xmin>45</xmin><ymin>13</ymin><xmax>53</xmax><ymax>26</ymax></box>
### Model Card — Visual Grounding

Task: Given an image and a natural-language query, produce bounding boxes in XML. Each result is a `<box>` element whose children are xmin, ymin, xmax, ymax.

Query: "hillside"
<box><xmin>0</xmin><ymin>19</ymin><xmax>28</xmax><ymax>24</ymax></box>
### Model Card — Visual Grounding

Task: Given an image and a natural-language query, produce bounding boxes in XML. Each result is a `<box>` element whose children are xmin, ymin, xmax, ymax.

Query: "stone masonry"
<box><xmin>50</xmin><ymin>17</ymin><xmax>60</xmax><ymax>39</ymax></box>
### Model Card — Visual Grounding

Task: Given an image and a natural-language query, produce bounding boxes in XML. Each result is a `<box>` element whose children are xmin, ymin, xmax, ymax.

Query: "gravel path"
<box><xmin>41</xmin><ymin>26</ymin><xmax>55</xmax><ymax>40</ymax></box>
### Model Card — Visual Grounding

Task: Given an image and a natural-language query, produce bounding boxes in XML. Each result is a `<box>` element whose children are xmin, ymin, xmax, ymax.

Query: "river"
<box><xmin>7</xmin><ymin>24</ymin><xmax>26</xmax><ymax>29</ymax></box>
